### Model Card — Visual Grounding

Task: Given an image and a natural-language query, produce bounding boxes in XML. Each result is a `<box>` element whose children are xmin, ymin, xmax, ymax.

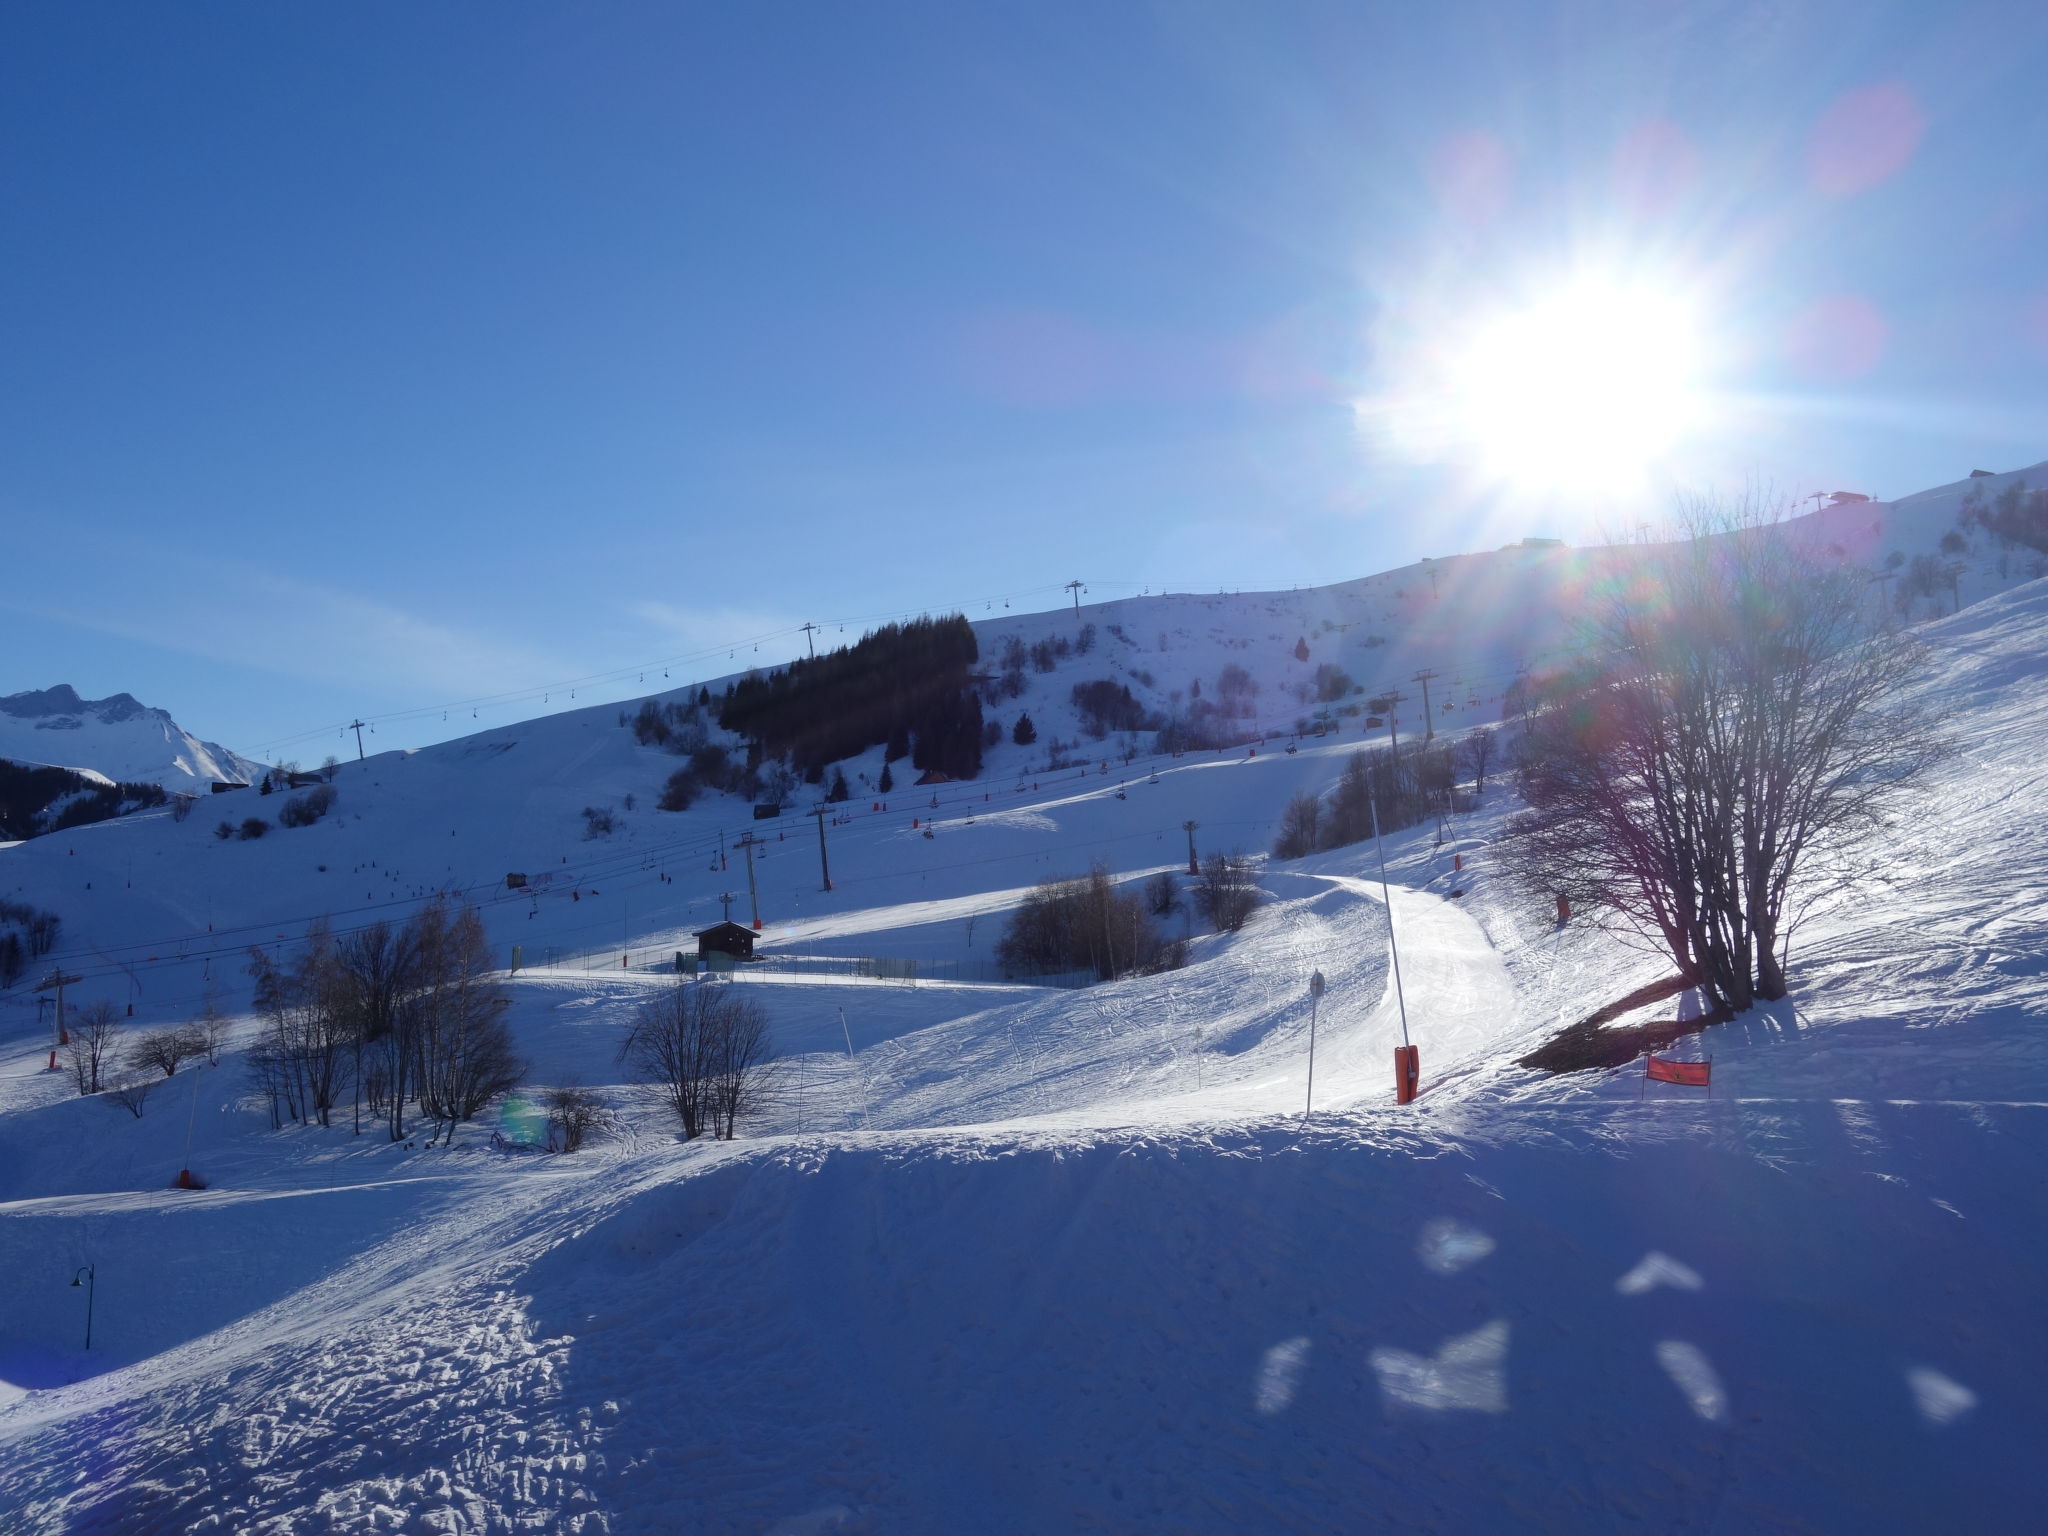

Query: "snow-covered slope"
<box><xmin>0</xmin><ymin>467</ymin><xmax>2043</xmax><ymax>1534</ymax></box>
<box><xmin>0</xmin><ymin>685</ymin><xmax>265</xmax><ymax>793</ymax></box>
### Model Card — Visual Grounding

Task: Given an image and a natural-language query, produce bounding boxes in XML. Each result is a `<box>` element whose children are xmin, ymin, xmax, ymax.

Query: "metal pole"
<box><xmin>837</xmin><ymin>1006</ymin><xmax>871</xmax><ymax>1129</ymax></box>
<box><xmin>72</xmin><ymin>1265</ymin><xmax>95</xmax><ymax>1350</ymax></box>
<box><xmin>1304</xmin><ymin>969</ymin><xmax>1325</xmax><ymax>1119</ymax></box>
<box><xmin>1370</xmin><ymin>795</ymin><xmax>1411</xmax><ymax>1049</ymax></box>
<box><xmin>739</xmin><ymin>834</ymin><xmax>761</xmax><ymax>930</ymax></box>
<box><xmin>813</xmin><ymin>808</ymin><xmax>833</xmax><ymax>891</ymax></box>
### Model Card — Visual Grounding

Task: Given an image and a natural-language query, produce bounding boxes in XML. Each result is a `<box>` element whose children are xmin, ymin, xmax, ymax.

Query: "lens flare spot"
<box><xmin>1613</xmin><ymin>120</ymin><xmax>1702</xmax><ymax>217</ymax></box>
<box><xmin>1808</xmin><ymin>83</ymin><xmax>1926</xmax><ymax>197</ymax></box>
<box><xmin>497</xmin><ymin>1094</ymin><xmax>548</xmax><ymax>1148</ymax></box>
<box><xmin>1786</xmin><ymin>294</ymin><xmax>1889</xmax><ymax>380</ymax></box>
<box><xmin>1428</xmin><ymin>130</ymin><xmax>1514</xmax><ymax>224</ymax></box>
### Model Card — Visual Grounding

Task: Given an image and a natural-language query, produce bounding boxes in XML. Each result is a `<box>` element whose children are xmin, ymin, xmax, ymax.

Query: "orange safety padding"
<box><xmin>1394</xmin><ymin>1044</ymin><xmax>1420</xmax><ymax>1104</ymax></box>
<box><xmin>1645</xmin><ymin>1055</ymin><xmax>1710</xmax><ymax>1086</ymax></box>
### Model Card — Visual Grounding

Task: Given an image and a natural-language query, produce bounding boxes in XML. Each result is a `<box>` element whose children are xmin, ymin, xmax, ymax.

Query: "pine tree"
<box><xmin>827</xmin><ymin>767</ymin><xmax>850</xmax><ymax>802</ymax></box>
<box><xmin>1013</xmin><ymin>712</ymin><xmax>1037</xmax><ymax>745</ymax></box>
<box><xmin>878</xmin><ymin>761</ymin><xmax>894</xmax><ymax>793</ymax></box>
<box><xmin>1294</xmin><ymin>636</ymin><xmax>1310</xmax><ymax>662</ymax></box>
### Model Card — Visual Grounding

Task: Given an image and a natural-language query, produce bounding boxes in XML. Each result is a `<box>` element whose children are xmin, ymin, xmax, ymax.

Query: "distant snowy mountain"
<box><xmin>0</xmin><ymin>684</ymin><xmax>264</xmax><ymax>793</ymax></box>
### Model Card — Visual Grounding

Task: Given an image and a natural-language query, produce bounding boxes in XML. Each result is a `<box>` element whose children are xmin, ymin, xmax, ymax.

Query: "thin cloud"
<box><xmin>3</xmin><ymin>556</ymin><xmax>571</xmax><ymax>700</ymax></box>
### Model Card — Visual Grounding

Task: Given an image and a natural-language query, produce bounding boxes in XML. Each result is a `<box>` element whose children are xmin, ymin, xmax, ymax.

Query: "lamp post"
<box><xmin>71</xmin><ymin>1264</ymin><xmax>95</xmax><ymax>1350</ymax></box>
<box><xmin>1304</xmin><ymin>969</ymin><xmax>1326</xmax><ymax>1120</ymax></box>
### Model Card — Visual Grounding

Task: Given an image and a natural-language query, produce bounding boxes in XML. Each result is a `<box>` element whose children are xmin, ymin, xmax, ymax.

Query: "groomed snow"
<box><xmin>1</xmin><ymin>496</ymin><xmax>2045</xmax><ymax>1533</ymax></box>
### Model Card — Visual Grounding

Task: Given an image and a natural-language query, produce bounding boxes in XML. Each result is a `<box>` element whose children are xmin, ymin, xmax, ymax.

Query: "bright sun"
<box><xmin>1374</xmin><ymin>278</ymin><xmax>1709</xmax><ymax>496</ymax></box>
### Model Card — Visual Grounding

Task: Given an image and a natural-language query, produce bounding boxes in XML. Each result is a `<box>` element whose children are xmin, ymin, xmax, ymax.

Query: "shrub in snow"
<box><xmin>237</xmin><ymin>817</ymin><xmax>269</xmax><ymax>840</ymax></box>
<box><xmin>1071</xmin><ymin>679</ymin><xmax>1148</xmax><ymax>739</ymax></box>
<box><xmin>1274</xmin><ymin>792</ymin><xmax>1323</xmax><ymax>860</ymax></box>
<box><xmin>1193</xmin><ymin>852</ymin><xmax>1262</xmax><ymax>934</ymax></box>
<box><xmin>277</xmin><ymin>784</ymin><xmax>337</xmax><ymax>828</ymax></box>
<box><xmin>1143</xmin><ymin>871</ymin><xmax>1182</xmax><ymax>917</ymax></box>
<box><xmin>581</xmin><ymin>806</ymin><xmax>615</xmax><ymax>838</ymax></box>
<box><xmin>996</xmin><ymin>864</ymin><xmax>1183</xmax><ymax>981</ymax></box>
<box><xmin>658</xmin><ymin>769</ymin><xmax>700</xmax><ymax>812</ymax></box>
<box><xmin>542</xmin><ymin>1084</ymin><xmax>608</xmax><ymax>1152</ymax></box>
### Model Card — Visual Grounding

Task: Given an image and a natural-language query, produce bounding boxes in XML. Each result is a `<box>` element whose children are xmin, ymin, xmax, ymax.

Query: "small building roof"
<box><xmin>694</xmin><ymin>920</ymin><xmax>756</xmax><ymax>942</ymax></box>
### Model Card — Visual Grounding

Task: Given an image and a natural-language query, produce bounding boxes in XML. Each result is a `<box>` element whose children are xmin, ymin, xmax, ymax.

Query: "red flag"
<box><xmin>1645</xmin><ymin>1054</ymin><xmax>1711</xmax><ymax>1087</ymax></box>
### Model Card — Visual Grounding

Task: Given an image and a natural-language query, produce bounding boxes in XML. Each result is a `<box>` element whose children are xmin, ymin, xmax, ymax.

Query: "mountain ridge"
<box><xmin>0</xmin><ymin>684</ymin><xmax>265</xmax><ymax>793</ymax></box>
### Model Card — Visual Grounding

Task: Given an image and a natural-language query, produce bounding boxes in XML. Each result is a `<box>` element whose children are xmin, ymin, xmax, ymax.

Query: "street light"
<box><xmin>70</xmin><ymin>1264</ymin><xmax>95</xmax><ymax>1350</ymax></box>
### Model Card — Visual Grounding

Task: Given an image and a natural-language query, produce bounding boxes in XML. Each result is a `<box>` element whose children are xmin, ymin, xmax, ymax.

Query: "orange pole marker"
<box><xmin>1394</xmin><ymin>1044</ymin><xmax>1421</xmax><ymax>1104</ymax></box>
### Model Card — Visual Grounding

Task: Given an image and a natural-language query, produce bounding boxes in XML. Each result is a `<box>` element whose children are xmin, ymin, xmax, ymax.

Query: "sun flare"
<box><xmin>1447</xmin><ymin>286</ymin><xmax>1702</xmax><ymax>485</ymax></box>
<box><xmin>1369</xmin><ymin>277</ymin><xmax>1712</xmax><ymax>497</ymax></box>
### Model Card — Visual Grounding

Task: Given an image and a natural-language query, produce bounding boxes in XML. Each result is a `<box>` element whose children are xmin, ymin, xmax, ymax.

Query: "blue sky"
<box><xmin>3</xmin><ymin>0</ymin><xmax>2044</xmax><ymax>758</ymax></box>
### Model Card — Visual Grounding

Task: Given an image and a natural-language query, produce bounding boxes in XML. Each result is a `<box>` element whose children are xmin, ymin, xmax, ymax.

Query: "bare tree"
<box><xmin>1460</xmin><ymin>728</ymin><xmax>1497</xmax><ymax>795</ymax></box>
<box><xmin>620</xmin><ymin>981</ymin><xmax>776</xmax><ymax>1141</ymax></box>
<box><xmin>704</xmin><ymin>997</ymin><xmax>776</xmax><ymax>1140</ymax></box>
<box><xmin>413</xmin><ymin>900</ymin><xmax>522</xmax><ymax>1129</ymax></box>
<box><xmin>106</xmin><ymin>1073</ymin><xmax>155</xmax><ymax>1118</ymax></box>
<box><xmin>193</xmin><ymin>987</ymin><xmax>230</xmax><ymax>1065</ymax></box>
<box><xmin>332</xmin><ymin>919</ymin><xmax>418</xmax><ymax>1138</ymax></box>
<box><xmin>247</xmin><ymin>920</ymin><xmax>351</xmax><ymax>1128</ymax></box>
<box><xmin>65</xmin><ymin>1000</ymin><xmax>121</xmax><ymax>1095</ymax></box>
<box><xmin>1499</xmin><ymin>498</ymin><xmax>1949</xmax><ymax>1012</ymax></box>
<box><xmin>131</xmin><ymin>1025</ymin><xmax>203</xmax><ymax>1078</ymax></box>
<box><xmin>1143</xmin><ymin>871</ymin><xmax>1183</xmax><ymax>917</ymax></box>
<box><xmin>1273</xmin><ymin>791</ymin><xmax>1323</xmax><ymax>859</ymax></box>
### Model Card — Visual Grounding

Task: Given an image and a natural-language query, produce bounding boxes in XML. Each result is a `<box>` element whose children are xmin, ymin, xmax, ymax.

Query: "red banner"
<box><xmin>1645</xmin><ymin>1055</ymin><xmax>1711</xmax><ymax>1087</ymax></box>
